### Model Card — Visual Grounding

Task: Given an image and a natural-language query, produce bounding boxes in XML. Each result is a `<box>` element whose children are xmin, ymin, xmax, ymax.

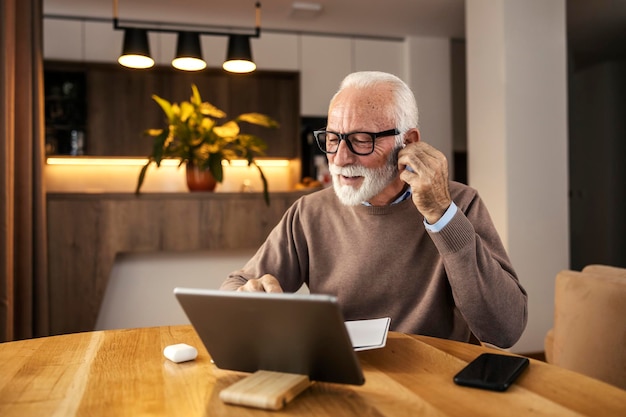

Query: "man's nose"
<box><xmin>330</xmin><ymin>139</ymin><xmax>356</xmax><ymax>166</ymax></box>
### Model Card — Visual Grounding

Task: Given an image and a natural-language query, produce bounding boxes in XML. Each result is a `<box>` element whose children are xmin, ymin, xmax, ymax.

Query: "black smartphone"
<box><xmin>453</xmin><ymin>353</ymin><xmax>529</xmax><ymax>392</ymax></box>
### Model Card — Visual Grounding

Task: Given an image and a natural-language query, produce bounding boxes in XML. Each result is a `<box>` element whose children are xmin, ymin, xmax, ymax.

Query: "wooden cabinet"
<box><xmin>44</xmin><ymin>62</ymin><xmax>300</xmax><ymax>158</ymax></box>
<box><xmin>227</xmin><ymin>72</ymin><xmax>300</xmax><ymax>157</ymax></box>
<box><xmin>47</xmin><ymin>191</ymin><xmax>309</xmax><ymax>335</ymax></box>
<box><xmin>85</xmin><ymin>65</ymin><xmax>167</xmax><ymax>156</ymax></box>
<box><xmin>44</xmin><ymin>68</ymin><xmax>87</xmax><ymax>155</ymax></box>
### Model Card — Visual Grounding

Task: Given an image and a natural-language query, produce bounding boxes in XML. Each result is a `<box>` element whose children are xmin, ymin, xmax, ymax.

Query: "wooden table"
<box><xmin>1</xmin><ymin>325</ymin><xmax>624</xmax><ymax>416</ymax></box>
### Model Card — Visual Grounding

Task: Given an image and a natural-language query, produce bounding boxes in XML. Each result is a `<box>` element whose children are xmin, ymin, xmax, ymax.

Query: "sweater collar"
<box><xmin>361</xmin><ymin>185</ymin><xmax>412</xmax><ymax>207</ymax></box>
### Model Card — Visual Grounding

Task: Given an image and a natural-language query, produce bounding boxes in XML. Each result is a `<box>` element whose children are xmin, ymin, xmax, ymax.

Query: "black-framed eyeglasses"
<box><xmin>313</xmin><ymin>128</ymin><xmax>400</xmax><ymax>156</ymax></box>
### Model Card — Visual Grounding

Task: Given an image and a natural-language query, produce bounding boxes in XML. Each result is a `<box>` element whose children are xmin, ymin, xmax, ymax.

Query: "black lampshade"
<box><xmin>118</xmin><ymin>28</ymin><xmax>154</xmax><ymax>69</ymax></box>
<box><xmin>223</xmin><ymin>35</ymin><xmax>256</xmax><ymax>73</ymax></box>
<box><xmin>172</xmin><ymin>32</ymin><xmax>206</xmax><ymax>71</ymax></box>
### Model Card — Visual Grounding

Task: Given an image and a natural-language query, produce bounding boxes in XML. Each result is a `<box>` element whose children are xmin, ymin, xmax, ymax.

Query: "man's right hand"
<box><xmin>236</xmin><ymin>274</ymin><xmax>284</xmax><ymax>293</ymax></box>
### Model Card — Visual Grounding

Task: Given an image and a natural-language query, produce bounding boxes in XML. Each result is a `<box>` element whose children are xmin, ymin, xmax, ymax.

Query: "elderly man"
<box><xmin>220</xmin><ymin>71</ymin><xmax>527</xmax><ymax>348</ymax></box>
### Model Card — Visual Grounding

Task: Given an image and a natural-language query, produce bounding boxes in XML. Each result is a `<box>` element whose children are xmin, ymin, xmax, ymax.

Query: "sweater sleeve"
<box><xmin>219</xmin><ymin>199</ymin><xmax>308</xmax><ymax>293</ymax></box>
<box><xmin>426</xmin><ymin>192</ymin><xmax>528</xmax><ymax>348</ymax></box>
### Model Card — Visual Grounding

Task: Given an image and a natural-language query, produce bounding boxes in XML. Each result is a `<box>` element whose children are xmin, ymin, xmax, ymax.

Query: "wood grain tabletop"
<box><xmin>1</xmin><ymin>325</ymin><xmax>624</xmax><ymax>416</ymax></box>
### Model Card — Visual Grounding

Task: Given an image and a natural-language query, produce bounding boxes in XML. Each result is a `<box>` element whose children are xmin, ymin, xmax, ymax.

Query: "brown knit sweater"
<box><xmin>221</xmin><ymin>182</ymin><xmax>528</xmax><ymax>348</ymax></box>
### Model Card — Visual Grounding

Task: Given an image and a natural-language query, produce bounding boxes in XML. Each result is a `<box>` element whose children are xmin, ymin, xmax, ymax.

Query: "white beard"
<box><xmin>329</xmin><ymin>152</ymin><xmax>399</xmax><ymax>206</ymax></box>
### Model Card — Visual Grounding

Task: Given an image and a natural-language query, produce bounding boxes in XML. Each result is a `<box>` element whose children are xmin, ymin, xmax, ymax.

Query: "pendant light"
<box><xmin>118</xmin><ymin>28</ymin><xmax>154</xmax><ymax>69</ymax></box>
<box><xmin>223</xmin><ymin>35</ymin><xmax>256</xmax><ymax>73</ymax></box>
<box><xmin>113</xmin><ymin>0</ymin><xmax>261</xmax><ymax>73</ymax></box>
<box><xmin>172</xmin><ymin>32</ymin><xmax>207</xmax><ymax>71</ymax></box>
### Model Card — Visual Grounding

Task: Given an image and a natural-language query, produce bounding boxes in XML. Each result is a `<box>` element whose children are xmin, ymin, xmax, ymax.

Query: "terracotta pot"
<box><xmin>185</xmin><ymin>162</ymin><xmax>217</xmax><ymax>191</ymax></box>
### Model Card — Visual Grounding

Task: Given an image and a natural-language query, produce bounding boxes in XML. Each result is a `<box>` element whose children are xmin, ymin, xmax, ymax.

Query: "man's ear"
<box><xmin>403</xmin><ymin>128</ymin><xmax>420</xmax><ymax>145</ymax></box>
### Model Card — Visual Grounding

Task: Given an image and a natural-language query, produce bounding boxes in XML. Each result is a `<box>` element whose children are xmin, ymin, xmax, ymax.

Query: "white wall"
<box><xmin>404</xmin><ymin>37</ymin><xmax>453</xmax><ymax>178</ymax></box>
<box><xmin>467</xmin><ymin>0</ymin><xmax>569</xmax><ymax>353</ymax></box>
<box><xmin>95</xmin><ymin>250</ymin><xmax>255</xmax><ymax>330</ymax></box>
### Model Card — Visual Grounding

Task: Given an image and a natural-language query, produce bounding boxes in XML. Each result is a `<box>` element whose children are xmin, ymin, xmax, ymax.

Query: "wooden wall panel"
<box><xmin>47</xmin><ymin>192</ymin><xmax>307</xmax><ymax>335</ymax></box>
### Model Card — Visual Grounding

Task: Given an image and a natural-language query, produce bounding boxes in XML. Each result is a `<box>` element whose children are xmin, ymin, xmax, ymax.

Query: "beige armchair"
<box><xmin>544</xmin><ymin>265</ymin><xmax>626</xmax><ymax>390</ymax></box>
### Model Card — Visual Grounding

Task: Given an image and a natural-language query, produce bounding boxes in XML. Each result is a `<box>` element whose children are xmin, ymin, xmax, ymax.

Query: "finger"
<box><xmin>403</xmin><ymin>141</ymin><xmax>443</xmax><ymax>162</ymax></box>
<box><xmin>260</xmin><ymin>274</ymin><xmax>284</xmax><ymax>293</ymax></box>
<box><xmin>397</xmin><ymin>149</ymin><xmax>419</xmax><ymax>173</ymax></box>
<box><xmin>398</xmin><ymin>143</ymin><xmax>429</xmax><ymax>170</ymax></box>
<box><xmin>237</xmin><ymin>278</ymin><xmax>264</xmax><ymax>292</ymax></box>
<box><xmin>398</xmin><ymin>155</ymin><xmax>420</xmax><ymax>185</ymax></box>
<box><xmin>419</xmin><ymin>145</ymin><xmax>448</xmax><ymax>170</ymax></box>
<box><xmin>401</xmin><ymin>143</ymin><xmax>447</xmax><ymax>178</ymax></box>
<box><xmin>399</xmin><ymin>168</ymin><xmax>415</xmax><ymax>184</ymax></box>
<box><xmin>400</xmin><ymin>151</ymin><xmax>430</xmax><ymax>177</ymax></box>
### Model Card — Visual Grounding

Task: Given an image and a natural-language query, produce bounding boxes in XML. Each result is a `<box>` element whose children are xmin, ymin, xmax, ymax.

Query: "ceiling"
<box><xmin>43</xmin><ymin>0</ymin><xmax>465</xmax><ymax>39</ymax></box>
<box><xmin>43</xmin><ymin>0</ymin><xmax>625</xmax><ymax>70</ymax></box>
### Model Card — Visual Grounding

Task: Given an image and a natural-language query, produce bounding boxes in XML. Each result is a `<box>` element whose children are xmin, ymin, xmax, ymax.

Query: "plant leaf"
<box><xmin>208</xmin><ymin>153</ymin><xmax>224</xmax><ymax>182</ymax></box>
<box><xmin>145</xmin><ymin>129</ymin><xmax>163</xmax><ymax>137</ymax></box>
<box><xmin>252</xmin><ymin>161</ymin><xmax>270</xmax><ymax>206</ymax></box>
<box><xmin>179</xmin><ymin>101</ymin><xmax>194</xmax><ymax>122</ymax></box>
<box><xmin>152</xmin><ymin>95</ymin><xmax>174</xmax><ymax>123</ymax></box>
<box><xmin>135</xmin><ymin>160</ymin><xmax>151</xmax><ymax>194</ymax></box>
<box><xmin>190</xmin><ymin>84</ymin><xmax>202</xmax><ymax>106</ymax></box>
<box><xmin>150</xmin><ymin>129</ymin><xmax>170</xmax><ymax>165</ymax></box>
<box><xmin>213</xmin><ymin>121</ymin><xmax>240</xmax><ymax>138</ymax></box>
<box><xmin>236</xmin><ymin>134</ymin><xmax>268</xmax><ymax>154</ymax></box>
<box><xmin>200</xmin><ymin>117</ymin><xmax>215</xmax><ymax>131</ymax></box>
<box><xmin>237</xmin><ymin>113</ymin><xmax>280</xmax><ymax>128</ymax></box>
<box><xmin>200</xmin><ymin>102</ymin><xmax>226</xmax><ymax>118</ymax></box>
<box><xmin>221</xmin><ymin>149</ymin><xmax>238</xmax><ymax>160</ymax></box>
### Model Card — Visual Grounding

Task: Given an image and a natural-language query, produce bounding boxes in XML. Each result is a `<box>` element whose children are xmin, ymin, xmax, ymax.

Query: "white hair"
<box><xmin>331</xmin><ymin>71</ymin><xmax>419</xmax><ymax>146</ymax></box>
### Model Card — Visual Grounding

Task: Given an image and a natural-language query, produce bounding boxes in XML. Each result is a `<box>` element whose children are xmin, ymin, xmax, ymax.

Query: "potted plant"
<box><xmin>135</xmin><ymin>84</ymin><xmax>279</xmax><ymax>204</ymax></box>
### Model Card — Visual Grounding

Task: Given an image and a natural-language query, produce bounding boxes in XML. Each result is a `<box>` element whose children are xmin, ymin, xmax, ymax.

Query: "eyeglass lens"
<box><xmin>322</xmin><ymin>132</ymin><xmax>375</xmax><ymax>155</ymax></box>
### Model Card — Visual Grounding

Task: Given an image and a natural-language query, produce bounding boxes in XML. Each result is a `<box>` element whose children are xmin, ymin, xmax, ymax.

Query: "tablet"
<box><xmin>173</xmin><ymin>288</ymin><xmax>365</xmax><ymax>385</ymax></box>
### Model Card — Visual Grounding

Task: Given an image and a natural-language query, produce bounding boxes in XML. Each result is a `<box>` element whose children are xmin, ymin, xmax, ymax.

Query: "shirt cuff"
<box><xmin>423</xmin><ymin>202</ymin><xmax>458</xmax><ymax>233</ymax></box>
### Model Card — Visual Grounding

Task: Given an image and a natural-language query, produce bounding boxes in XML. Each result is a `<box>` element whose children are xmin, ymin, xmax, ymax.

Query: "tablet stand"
<box><xmin>219</xmin><ymin>370</ymin><xmax>313</xmax><ymax>410</ymax></box>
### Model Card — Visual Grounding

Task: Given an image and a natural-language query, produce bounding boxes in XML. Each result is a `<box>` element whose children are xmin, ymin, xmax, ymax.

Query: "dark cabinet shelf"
<box><xmin>44</xmin><ymin>69</ymin><xmax>87</xmax><ymax>155</ymax></box>
<box><xmin>44</xmin><ymin>62</ymin><xmax>301</xmax><ymax>159</ymax></box>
